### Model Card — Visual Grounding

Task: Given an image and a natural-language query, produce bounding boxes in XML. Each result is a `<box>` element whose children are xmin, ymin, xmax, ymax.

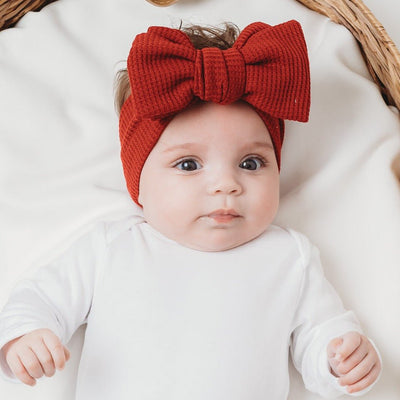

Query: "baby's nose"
<box><xmin>207</xmin><ymin>173</ymin><xmax>243</xmax><ymax>195</ymax></box>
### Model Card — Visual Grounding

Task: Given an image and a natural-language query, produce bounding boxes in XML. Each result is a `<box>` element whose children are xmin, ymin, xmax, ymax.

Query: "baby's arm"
<box><xmin>289</xmin><ymin>230</ymin><xmax>381</xmax><ymax>397</ymax></box>
<box><xmin>0</xmin><ymin>225</ymin><xmax>106</xmax><ymax>383</ymax></box>
<box><xmin>327</xmin><ymin>331</ymin><xmax>381</xmax><ymax>394</ymax></box>
<box><xmin>2</xmin><ymin>329</ymin><xmax>70</xmax><ymax>386</ymax></box>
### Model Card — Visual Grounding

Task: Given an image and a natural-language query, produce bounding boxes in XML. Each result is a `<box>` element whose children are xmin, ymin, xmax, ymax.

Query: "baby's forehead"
<box><xmin>156</xmin><ymin>101</ymin><xmax>273</xmax><ymax>148</ymax></box>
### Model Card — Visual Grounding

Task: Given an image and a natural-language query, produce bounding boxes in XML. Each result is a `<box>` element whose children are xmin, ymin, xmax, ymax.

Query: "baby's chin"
<box><xmin>179</xmin><ymin>229</ymin><xmax>267</xmax><ymax>252</ymax></box>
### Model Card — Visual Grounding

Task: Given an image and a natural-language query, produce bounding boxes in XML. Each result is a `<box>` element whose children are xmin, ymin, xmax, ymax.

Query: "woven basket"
<box><xmin>296</xmin><ymin>0</ymin><xmax>400</xmax><ymax>112</ymax></box>
<box><xmin>0</xmin><ymin>0</ymin><xmax>56</xmax><ymax>30</ymax></box>
<box><xmin>1</xmin><ymin>0</ymin><xmax>400</xmax><ymax>113</ymax></box>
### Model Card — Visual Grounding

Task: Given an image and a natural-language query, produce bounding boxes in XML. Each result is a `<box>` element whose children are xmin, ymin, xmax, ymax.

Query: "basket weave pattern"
<box><xmin>296</xmin><ymin>0</ymin><xmax>400</xmax><ymax>111</ymax></box>
<box><xmin>0</xmin><ymin>0</ymin><xmax>55</xmax><ymax>30</ymax></box>
<box><xmin>1</xmin><ymin>0</ymin><xmax>400</xmax><ymax>113</ymax></box>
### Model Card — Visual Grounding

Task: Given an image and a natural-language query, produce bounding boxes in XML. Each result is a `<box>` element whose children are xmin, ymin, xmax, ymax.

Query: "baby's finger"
<box><xmin>17</xmin><ymin>347</ymin><xmax>44</xmax><ymax>380</ymax></box>
<box><xmin>64</xmin><ymin>346</ymin><xmax>71</xmax><ymax>362</ymax></box>
<box><xmin>336</xmin><ymin>332</ymin><xmax>362</xmax><ymax>361</ymax></box>
<box><xmin>327</xmin><ymin>337</ymin><xmax>343</xmax><ymax>359</ymax></box>
<box><xmin>339</xmin><ymin>352</ymin><xmax>375</xmax><ymax>386</ymax></box>
<box><xmin>346</xmin><ymin>363</ymin><xmax>381</xmax><ymax>394</ymax></box>
<box><xmin>335</xmin><ymin>338</ymin><xmax>369</xmax><ymax>375</ymax></box>
<box><xmin>6</xmin><ymin>354</ymin><xmax>36</xmax><ymax>386</ymax></box>
<box><xmin>31</xmin><ymin>340</ymin><xmax>56</xmax><ymax>377</ymax></box>
<box><xmin>42</xmin><ymin>333</ymin><xmax>67</xmax><ymax>370</ymax></box>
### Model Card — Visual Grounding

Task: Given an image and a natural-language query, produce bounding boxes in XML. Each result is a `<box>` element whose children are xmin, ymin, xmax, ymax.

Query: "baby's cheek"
<box><xmin>254</xmin><ymin>195</ymin><xmax>279</xmax><ymax>225</ymax></box>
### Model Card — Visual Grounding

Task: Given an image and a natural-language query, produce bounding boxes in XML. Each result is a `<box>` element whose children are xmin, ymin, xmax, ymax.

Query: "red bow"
<box><xmin>126</xmin><ymin>20</ymin><xmax>310</xmax><ymax>122</ymax></box>
<box><xmin>119</xmin><ymin>21</ymin><xmax>311</xmax><ymax>205</ymax></box>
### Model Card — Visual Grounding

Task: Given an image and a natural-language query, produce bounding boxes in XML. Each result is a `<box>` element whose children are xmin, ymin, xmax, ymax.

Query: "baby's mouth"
<box><xmin>206</xmin><ymin>209</ymin><xmax>241</xmax><ymax>223</ymax></box>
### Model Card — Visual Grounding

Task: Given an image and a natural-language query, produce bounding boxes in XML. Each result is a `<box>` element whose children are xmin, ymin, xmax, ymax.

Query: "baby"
<box><xmin>0</xmin><ymin>21</ymin><xmax>381</xmax><ymax>399</ymax></box>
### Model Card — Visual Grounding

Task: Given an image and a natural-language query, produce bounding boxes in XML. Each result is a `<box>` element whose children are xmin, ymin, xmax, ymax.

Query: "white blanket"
<box><xmin>0</xmin><ymin>0</ymin><xmax>399</xmax><ymax>398</ymax></box>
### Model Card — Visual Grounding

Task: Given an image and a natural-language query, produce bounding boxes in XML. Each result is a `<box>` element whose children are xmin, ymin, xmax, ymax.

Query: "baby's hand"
<box><xmin>327</xmin><ymin>331</ymin><xmax>381</xmax><ymax>394</ymax></box>
<box><xmin>2</xmin><ymin>328</ymin><xmax>70</xmax><ymax>386</ymax></box>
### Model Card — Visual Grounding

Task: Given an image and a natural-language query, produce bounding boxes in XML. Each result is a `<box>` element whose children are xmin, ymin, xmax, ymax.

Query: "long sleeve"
<box><xmin>0</xmin><ymin>224</ymin><xmax>107</xmax><ymax>381</ymax></box>
<box><xmin>289</xmin><ymin>231</ymin><xmax>377</xmax><ymax>398</ymax></box>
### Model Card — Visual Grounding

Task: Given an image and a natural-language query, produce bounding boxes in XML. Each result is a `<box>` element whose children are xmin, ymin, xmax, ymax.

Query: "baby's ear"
<box><xmin>137</xmin><ymin>191</ymin><xmax>144</xmax><ymax>208</ymax></box>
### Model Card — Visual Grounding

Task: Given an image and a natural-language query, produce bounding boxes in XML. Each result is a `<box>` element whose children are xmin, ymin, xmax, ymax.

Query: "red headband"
<box><xmin>119</xmin><ymin>21</ymin><xmax>311</xmax><ymax>205</ymax></box>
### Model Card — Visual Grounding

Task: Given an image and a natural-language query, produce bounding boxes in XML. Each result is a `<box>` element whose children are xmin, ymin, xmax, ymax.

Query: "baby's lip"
<box><xmin>205</xmin><ymin>209</ymin><xmax>242</xmax><ymax>223</ymax></box>
<box><xmin>207</xmin><ymin>209</ymin><xmax>240</xmax><ymax>218</ymax></box>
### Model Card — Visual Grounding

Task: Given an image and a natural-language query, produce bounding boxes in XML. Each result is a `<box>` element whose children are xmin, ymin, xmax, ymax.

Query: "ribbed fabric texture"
<box><xmin>119</xmin><ymin>20</ymin><xmax>311</xmax><ymax>205</ymax></box>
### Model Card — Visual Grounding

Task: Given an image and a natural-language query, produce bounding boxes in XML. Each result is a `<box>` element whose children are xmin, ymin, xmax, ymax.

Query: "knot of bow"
<box><xmin>125</xmin><ymin>20</ymin><xmax>310</xmax><ymax>122</ymax></box>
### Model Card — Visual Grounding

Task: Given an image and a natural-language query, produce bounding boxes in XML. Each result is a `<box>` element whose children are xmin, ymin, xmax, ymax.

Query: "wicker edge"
<box><xmin>0</xmin><ymin>0</ymin><xmax>55</xmax><ymax>31</ymax></box>
<box><xmin>296</xmin><ymin>0</ymin><xmax>400</xmax><ymax>112</ymax></box>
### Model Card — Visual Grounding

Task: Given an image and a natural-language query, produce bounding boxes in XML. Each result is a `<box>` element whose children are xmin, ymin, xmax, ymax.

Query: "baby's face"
<box><xmin>139</xmin><ymin>101</ymin><xmax>280</xmax><ymax>251</ymax></box>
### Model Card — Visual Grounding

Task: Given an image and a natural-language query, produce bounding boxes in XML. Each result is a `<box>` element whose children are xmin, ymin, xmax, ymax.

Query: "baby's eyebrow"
<box><xmin>161</xmin><ymin>141</ymin><xmax>274</xmax><ymax>153</ymax></box>
<box><xmin>162</xmin><ymin>142</ymin><xmax>204</xmax><ymax>153</ymax></box>
<box><xmin>244</xmin><ymin>141</ymin><xmax>275</xmax><ymax>152</ymax></box>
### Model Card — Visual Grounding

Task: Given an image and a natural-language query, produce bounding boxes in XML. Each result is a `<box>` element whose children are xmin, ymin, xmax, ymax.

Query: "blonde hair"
<box><xmin>114</xmin><ymin>23</ymin><xmax>240</xmax><ymax>115</ymax></box>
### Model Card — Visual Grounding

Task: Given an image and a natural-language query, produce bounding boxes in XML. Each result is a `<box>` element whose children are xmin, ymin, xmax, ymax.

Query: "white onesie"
<box><xmin>0</xmin><ymin>218</ymin><xmax>369</xmax><ymax>399</ymax></box>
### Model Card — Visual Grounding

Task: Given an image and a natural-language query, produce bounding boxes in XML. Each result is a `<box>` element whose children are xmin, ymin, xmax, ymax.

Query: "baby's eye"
<box><xmin>239</xmin><ymin>157</ymin><xmax>265</xmax><ymax>170</ymax></box>
<box><xmin>175</xmin><ymin>159</ymin><xmax>202</xmax><ymax>171</ymax></box>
